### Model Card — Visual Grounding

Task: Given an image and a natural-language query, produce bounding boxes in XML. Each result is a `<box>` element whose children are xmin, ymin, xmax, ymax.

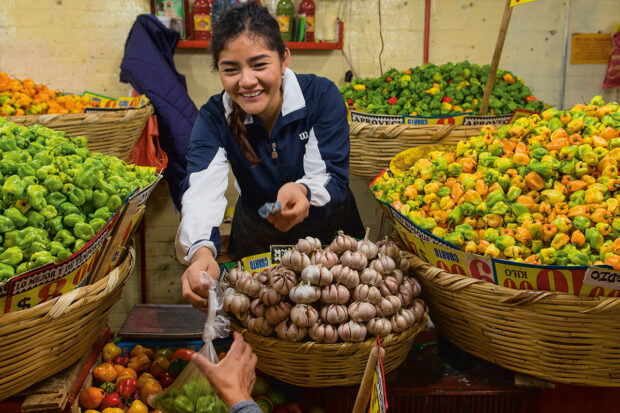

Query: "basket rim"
<box><xmin>406</xmin><ymin>252</ymin><xmax>620</xmax><ymax>309</ymax></box>
<box><xmin>5</xmin><ymin>103</ymin><xmax>154</xmax><ymax>123</ymax></box>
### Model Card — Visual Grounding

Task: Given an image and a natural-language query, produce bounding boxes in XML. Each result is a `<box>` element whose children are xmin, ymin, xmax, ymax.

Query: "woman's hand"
<box><xmin>191</xmin><ymin>332</ymin><xmax>257</xmax><ymax>409</ymax></box>
<box><xmin>181</xmin><ymin>247</ymin><xmax>219</xmax><ymax>312</ymax></box>
<box><xmin>267</xmin><ymin>182</ymin><xmax>310</xmax><ymax>232</ymax></box>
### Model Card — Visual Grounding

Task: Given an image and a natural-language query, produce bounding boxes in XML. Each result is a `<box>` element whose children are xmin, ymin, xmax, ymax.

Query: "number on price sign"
<box><xmin>464</xmin><ymin>254</ymin><xmax>496</xmax><ymax>283</ymax></box>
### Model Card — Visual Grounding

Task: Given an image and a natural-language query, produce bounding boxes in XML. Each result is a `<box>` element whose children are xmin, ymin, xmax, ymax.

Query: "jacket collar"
<box><xmin>222</xmin><ymin>68</ymin><xmax>305</xmax><ymax>125</ymax></box>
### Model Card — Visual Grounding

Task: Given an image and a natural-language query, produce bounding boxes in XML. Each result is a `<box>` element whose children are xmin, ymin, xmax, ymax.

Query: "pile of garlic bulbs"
<box><xmin>223</xmin><ymin>229</ymin><xmax>425</xmax><ymax>343</ymax></box>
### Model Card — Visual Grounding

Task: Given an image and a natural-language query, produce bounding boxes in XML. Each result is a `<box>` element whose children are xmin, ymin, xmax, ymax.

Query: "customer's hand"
<box><xmin>267</xmin><ymin>182</ymin><xmax>309</xmax><ymax>232</ymax></box>
<box><xmin>181</xmin><ymin>247</ymin><xmax>219</xmax><ymax>313</ymax></box>
<box><xmin>192</xmin><ymin>332</ymin><xmax>257</xmax><ymax>409</ymax></box>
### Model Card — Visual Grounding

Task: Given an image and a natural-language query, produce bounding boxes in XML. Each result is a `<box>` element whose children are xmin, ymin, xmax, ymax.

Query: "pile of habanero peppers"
<box><xmin>372</xmin><ymin>96</ymin><xmax>620</xmax><ymax>270</ymax></box>
<box><xmin>0</xmin><ymin>117</ymin><xmax>157</xmax><ymax>281</ymax></box>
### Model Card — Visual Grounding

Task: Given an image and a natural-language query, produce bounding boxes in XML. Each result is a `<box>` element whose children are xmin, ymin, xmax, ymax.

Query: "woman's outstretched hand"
<box><xmin>267</xmin><ymin>182</ymin><xmax>310</xmax><ymax>232</ymax></box>
<box><xmin>181</xmin><ymin>247</ymin><xmax>220</xmax><ymax>313</ymax></box>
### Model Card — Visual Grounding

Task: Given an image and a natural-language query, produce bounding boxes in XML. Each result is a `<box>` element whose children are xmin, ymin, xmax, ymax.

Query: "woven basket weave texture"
<box><xmin>407</xmin><ymin>253</ymin><xmax>620</xmax><ymax>387</ymax></box>
<box><xmin>231</xmin><ymin>312</ymin><xmax>427</xmax><ymax>387</ymax></box>
<box><xmin>0</xmin><ymin>247</ymin><xmax>135</xmax><ymax>401</ymax></box>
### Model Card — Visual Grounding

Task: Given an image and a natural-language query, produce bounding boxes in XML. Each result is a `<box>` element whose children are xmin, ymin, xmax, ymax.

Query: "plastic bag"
<box><xmin>154</xmin><ymin>273</ymin><xmax>230</xmax><ymax>413</ymax></box>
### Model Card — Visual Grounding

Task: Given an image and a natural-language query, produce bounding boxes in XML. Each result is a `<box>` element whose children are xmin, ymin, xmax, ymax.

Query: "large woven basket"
<box><xmin>231</xmin><ymin>312</ymin><xmax>427</xmax><ymax>387</ymax></box>
<box><xmin>6</xmin><ymin>105</ymin><xmax>154</xmax><ymax>161</ymax></box>
<box><xmin>0</xmin><ymin>247</ymin><xmax>135</xmax><ymax>401</ymax></box>
<box><xmin>406</xmin><ymin>253</ymin><xmax>620</xmax><ymax>386</ymax></box>
<box><xmin>349</xmin><ymin>122</ymin><xmax>496</xmax><ymax>178</ymax></box>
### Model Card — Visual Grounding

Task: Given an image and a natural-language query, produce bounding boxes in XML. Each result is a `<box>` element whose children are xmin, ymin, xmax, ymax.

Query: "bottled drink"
<box><xmin>299</xmin><ymin>0</ymin><xmax>315</xmax><ymax>42</ymax></box>
<box><xmin>276</xmin><ymin>0</ymin><xmax>294</xmax><ymax>42</ymax></box>
<box><xmin>193</xmin><ymin>0</ymin><xmax>211</xmax><ymax>41</ymax></box>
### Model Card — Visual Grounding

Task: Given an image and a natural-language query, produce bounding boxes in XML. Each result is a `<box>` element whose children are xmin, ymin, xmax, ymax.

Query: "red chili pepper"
<box><xmin>113</xmin><ymin>356</ymin><xmax>129</xmax><ymax>367</ymax></box>
<box><xmin>347</xmin><ymin>98</ymin><xmax>354</xmax><ymax>106</ymax></box>
<box><xmin>386</xmin><ymin>76</ymin><xmax>392</xmax><ymax>82</ymax></box>
<box><xmin>526</xmin><ymin>95</ymin><xmax>538</xmax><ymax>102</ymax></box>
<box><xmin>442</xmin><ymin>96</ymin><xmax>452</xmax><ymax>103</ymax></box>
<box><xmin>388</xmin><ymin>97</ymin><xmax>398</xmax><ymax>105</ymax></box>
<box><xmin>101</xmin><ymin>392</ymin><xmax>123</xmax><ymax>409</ymax></box>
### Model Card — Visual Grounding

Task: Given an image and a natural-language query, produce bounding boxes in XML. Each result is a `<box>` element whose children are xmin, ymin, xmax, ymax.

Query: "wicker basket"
<box><xmin>6</xmin><ymin>105</ymin><xmax>154</xmax><ymax>161</ymax></box>
<box><xmin>349</xmin><ymin>122</ymin><xmax>495</xmax><ymax>178</ymax></box>
<box><xmin>406</xmin><ymin>253</ymin><xmax>620</xmax><ymax>386</ymax></box>
<box><xmin>231</xmin><ymin>312</ymin><xmax>428</xmax><ymax>387</ymax></box>
<box><xmin>0</xmin><ymin>247</ymin><xmax>135</xmax><ymax>401</ymax></box>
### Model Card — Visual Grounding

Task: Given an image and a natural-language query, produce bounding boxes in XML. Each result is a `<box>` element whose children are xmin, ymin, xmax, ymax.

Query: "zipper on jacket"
<box><xmin>271</xmin><ymin>142</ymin><xmax>278</xmax><ymax>158</ymax></box>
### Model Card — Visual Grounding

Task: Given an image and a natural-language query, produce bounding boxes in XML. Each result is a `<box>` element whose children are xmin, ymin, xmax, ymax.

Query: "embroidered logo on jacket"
<box><xmin>299</xmin><ymin>131</ymin><xmax>309</xmax><ymax>141</ymax></box>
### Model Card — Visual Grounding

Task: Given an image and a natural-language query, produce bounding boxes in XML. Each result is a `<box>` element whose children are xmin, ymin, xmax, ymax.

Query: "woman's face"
<box><xmin>218</xmin><ymin>32</ymin><xmax>290</xmax><ymax>125</ymax></box>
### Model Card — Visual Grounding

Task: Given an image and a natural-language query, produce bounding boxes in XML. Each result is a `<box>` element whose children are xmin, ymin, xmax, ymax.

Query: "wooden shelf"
<box><xmin>177</xmin><ymin>19</ymin><xmax>343</xmax><ymax>51</ymax></box>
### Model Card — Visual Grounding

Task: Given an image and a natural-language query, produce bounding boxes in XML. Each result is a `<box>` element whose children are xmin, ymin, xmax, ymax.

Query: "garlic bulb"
<box><xmin>295</xmin><ymin>236</ymin><xmax>322</xmax><ymax>255</ymax></box>
<box><xmin>250</xmin><ymin>298</ymin><xmax>266</xmax><ymax>317</ymax></box>
<box><xmin>352</xmin><ymin>284</ymin><xmax>382</xmax><ymax>305</ymax></box>
<box><xmin>329</xmin><ymin>230</ymin><xmax>358</xmax><ymax>254</ymax></box>
<box><xmin>379</xmin><ymin>276</ymin><xmax>401</xmax><ymax>297</ymax></box>
<box><xmin>227</xmin><ymin>261</ymin><xmax>250</xmax><ymax>287</ymax></box>
<box><xmin>320</xmin><ymin>304</ymin><xmax>349</xmax><ymax>324</ymax></box>
<box><xmin>259</xmin><ymin>286</ymin><xmax>282</xmax><ymax>306</ymax></box>
<box><xmin>289</xmin><ymin>282</ymin><xmax>321</xmax><ymax>304</ymax></box>
<box><xmin>311</xmin><ymin>249</ymin><xmax>339</xmax><ymax>269</ymax></box>
<box><xmin>375</xmin><ymin>295</ymin><xmax>402</xmax><ymax>317</ymax></box>
<box><xmin>410</xmin><ymin>298</ymin><xmax>425</xmax><ymax>321</ymax></box>
<box><xmin>248</xmin><ymin>316</ymin><xmax>274</xmax><ymax>336</ymax></box>
<box><xmin>269</xmin><ymin>265</ymin><xmax>297</xmax><ymax>296</ymax></box>
<box><xmin>369</xmin><ymin>254</ymin><xmax>396</xmax><ymax>275</ymax></box>
<box><xmin>397</xmin><ymin>252</ymin><xmax>411</xmax><ymax>274</ymax></box>
<box><xmin>360</xmin><ymin>268</ymin><xmax>382</xmax><ymax>286</ymax></box>
<box><xmin>411</xmin><ymin>277</ymin><xmax>421</xmax><ymax>297</ymax></box>
<box><xmin>255</xmin><ymin>270</ymin><xmax>270</xmax><ymax>285</ymax></box>
<box><xmin>391</xmin><ymin>308</ymin><xmax>415</xmax><ymax>333</ymax></box>
<box><xmin>330</xmin><ymin>265</ymin><xmax>360</xmax><ymax>289</ymax></box>
<box><xmin>348</xmin><ymin>301</ymin><xmax>377</xmax><ymax>322</ymax></box>
<box><xmin>290</xmin><ymin>304</ymin><xmax>319</xmax><ymax>328</ymax></box>
<box><xmin>390</xmin><ymin>310</ymin><xmax>410</xmax><ymax>333</ymax></box>
<box><xmin>308</xmin><ymin>321</ymin><xmax>339</xmax><ymax>344</ymax></box>
<box><xmin>223</xmin><ymin>292</ymin><xmax>250</xmax><ymax>318</ymax></box>
<box><xmin>367</xmin><ymin>317</ymin><xmax>392</xmax><ymax>337</ymax></box>
<box><xmin>376</xmin><ymin>237</ymin><xmax>401</xmax><ymax>260</ymax></box>
<box><xmin>301</xmin><ymin>264</ymin><xmax>333</xmax><ymax>286</ymax></box>
<box><xmin>340</xmin><ymin>250</ymin><xmax>368</xmax><ymax>271</ymax></box>
<box><xmin>357</xmin><ymin>227</ymin><xmax>378</xmax><ymax>259</ymax></box>
<box><xmin>398</xmin><ymin>278</ymin><xmax>415</xmax><ymax>306</ymax></box>
<box><xmin>337</xmin><ymin>320</ymin><xmax>367</xmax><ymax>342</ymax></box>
<box><xmin>321</xmin><ymin>284</ymin><xmax>350</xmax><ymax>305</ymax></box>
<box><xmin>238</xmin><ymin>312</ymin><xmax>251</xmax><ymax>327</ymax></box>
<box><xmin>265</xmin><ymin>301</ymin><xmax>291</xmax><ymax>325</ymax></box>
<box><xmin>281</xmin><ymin>249</ymin><xmax>311</xmax><ymax>272</ymax></box>
<box><xmin>236</xmin><ymin>276</ymin><xmax>262</xmax><ymax>298</ymax></box>
<box><xmin>275</xmin><ymin>320</ymin><xmax>307</xmax><ymax>342</ymax></box>
<box><xmin>390</xmin><ymin>269</ymin><xmax>404</xmax><ymax>285</ymax></box>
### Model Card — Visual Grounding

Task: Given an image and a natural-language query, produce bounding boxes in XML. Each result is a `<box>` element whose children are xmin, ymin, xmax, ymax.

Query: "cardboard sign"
<box><xmin>571</xmin><ymin>33</ymin><xmax>613</xmax><ymax>65</ymax></box>
<box><xmin>403</xmin><ymin>112</ymin><xmax>471</xmax><ymax>126</ymax></box>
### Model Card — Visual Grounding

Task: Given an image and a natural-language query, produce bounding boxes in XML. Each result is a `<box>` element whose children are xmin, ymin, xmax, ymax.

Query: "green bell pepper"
<box><xmin>0</xmin><ymin>246</ymin><xmax>22</xmax><ymax>266</ymax></box>
<box><xmin>5</xmin><ymin>207</ymin><xmax>28</xmax><ymax>228</ymax></box>
<box><xmin>73</xmin><ymin>222</ymin><xmax>94</xmax><ymax>241</ymax></box>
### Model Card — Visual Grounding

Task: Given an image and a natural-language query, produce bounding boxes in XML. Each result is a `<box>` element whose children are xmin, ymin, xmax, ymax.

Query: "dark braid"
<box><xmin>211</xmin><ymin>2</ymin><xmax>286</xmax><ymax>165</ymax></box>
<box><xmin>229</xmin><ymin>100</ymin><xmax>261</xmax><ymax>165</ymax></box>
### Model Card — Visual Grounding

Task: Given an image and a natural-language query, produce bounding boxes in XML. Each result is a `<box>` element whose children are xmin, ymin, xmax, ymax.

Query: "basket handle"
<box><xmin>46</xmin><ymin>288</ymin><xmax>81</xmax><ymax>319</ymax></box>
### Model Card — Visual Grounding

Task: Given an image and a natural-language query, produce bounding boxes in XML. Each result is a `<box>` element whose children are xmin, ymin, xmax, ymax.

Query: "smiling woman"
<box><xmin>175</xmin><ymin>1</ymin><xmax>364</xmax><ymax>312</ymax></box>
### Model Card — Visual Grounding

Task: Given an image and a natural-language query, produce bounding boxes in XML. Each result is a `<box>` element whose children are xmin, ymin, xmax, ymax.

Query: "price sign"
<box><xmin>270</xmin><ymin>245</ymin><xmax>293</xmax><ymax>265</ymax></box>
<box><xmin>369</xmin><ymin>338</ymin><xmax>387</xmax><ymax>413</ymax></box>
<box><xmin>464</xmin><ymin>253</ymin><xmax>496</xmax><ymax>284</ymax></box>
<box><xmin>241</xmin><ymin>252</ymin><xmax>272</xmax><ymax>275</ymax></box>
<box><xmin>582</xmin><ymin>268</ymin><xmax>620</xmax><ymax>297</ymax></box>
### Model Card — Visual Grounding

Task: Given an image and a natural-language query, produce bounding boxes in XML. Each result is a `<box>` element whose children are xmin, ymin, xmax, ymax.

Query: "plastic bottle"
<box><xmin>299</xmin><ymin>0</ymin><xmax>315</xmax><ymax>42</ymax></box>
<box><xmin>276</xmin><ymin>0</ymin><xmax>294</xmax><ymax>42</ymax></box>
<box><xmin>193</xmin><ymin>0</ymin><xmax>211</xmax><ymax>41</ymax></box>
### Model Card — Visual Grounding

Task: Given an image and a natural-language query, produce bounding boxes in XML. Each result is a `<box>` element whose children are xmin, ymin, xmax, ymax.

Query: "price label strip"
<box><xmin>369</xmin><ymin>337</ymin><xmax>388</xmax><ymax>413</ymax></box>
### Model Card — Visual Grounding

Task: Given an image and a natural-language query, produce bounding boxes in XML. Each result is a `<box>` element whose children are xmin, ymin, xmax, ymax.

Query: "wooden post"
<box><xmin>352</xmin><ymin>345</ymin><xmax>386</xmax><ymax>413</ymax></box>
<box><xmin>480</xmin><ymin>0</ymin><xmax>513</xmax><ymax>115</ymax></box>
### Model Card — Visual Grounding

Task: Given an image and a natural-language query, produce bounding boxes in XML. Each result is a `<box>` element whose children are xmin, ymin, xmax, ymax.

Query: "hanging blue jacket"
<box><xmin>176</xmin><ymin>69</ymin><xmax>353</xmax><ymax>263</ymax></box>
<box><xmin>119</xmin><ymin>14</ymin><xmax>197</xmax><ymax>209</ymax></box>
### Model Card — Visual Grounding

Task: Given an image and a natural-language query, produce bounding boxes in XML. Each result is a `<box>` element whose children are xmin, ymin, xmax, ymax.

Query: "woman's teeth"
<box><xmin>242</xmin><ymin>91</ymin><xmax>262</xmax><ymax>97</ymax></box>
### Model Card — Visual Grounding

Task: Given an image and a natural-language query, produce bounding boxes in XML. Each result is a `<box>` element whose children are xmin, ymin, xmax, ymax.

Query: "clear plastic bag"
<box><xmin>154</xmin><ymin>272</ymin><xmax>230</xmax><ymax>413</ymax></box>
